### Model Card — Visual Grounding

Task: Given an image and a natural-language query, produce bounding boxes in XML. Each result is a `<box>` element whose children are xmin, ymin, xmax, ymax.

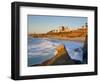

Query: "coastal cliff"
<box><xmin>29</xmin><ymin>26</ymin><xmax>87</xmax><ymax>42</ymax></box>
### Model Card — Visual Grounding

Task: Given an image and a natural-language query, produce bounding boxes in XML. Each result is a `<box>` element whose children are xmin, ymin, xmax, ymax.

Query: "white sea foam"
<box><xmin>28</xmin><ymin>37</ymin><xmax>84</xmax><ymax>65</ymax></box>
<box><xmin>28</xmin><ymin>38</ymin><xmax>60</xmax><ymax>56</ymax></box>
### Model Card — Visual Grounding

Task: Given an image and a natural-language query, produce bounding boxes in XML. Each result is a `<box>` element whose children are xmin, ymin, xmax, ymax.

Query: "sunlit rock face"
<box><xmin>41</xmin><ymin>44</ymin><xmax>74</xmax><ymax>65</ymax></box>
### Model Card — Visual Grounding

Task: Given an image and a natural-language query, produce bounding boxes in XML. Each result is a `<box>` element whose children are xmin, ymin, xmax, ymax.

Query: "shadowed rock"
<box><xmin>83</xmin><ymin>35</ymin><xmax>88</xmax><ymax>63</ymax></box>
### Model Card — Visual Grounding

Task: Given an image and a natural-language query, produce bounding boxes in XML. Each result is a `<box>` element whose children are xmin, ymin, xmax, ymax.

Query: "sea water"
<box><xmin>28</xmin><ymin>37</ymin><xmax>84</xmax><ymax>66</ymax></box>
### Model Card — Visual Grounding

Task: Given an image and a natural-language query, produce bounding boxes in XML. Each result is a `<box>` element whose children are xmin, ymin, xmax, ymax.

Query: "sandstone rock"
<box><xmin>41</xmin><ymin>44</ymin><xmax>74</xmax><ymax>65</ymax></box>
<box><xmin>55</xmin><ymin>44</ymin><xmax>71</xmax><ymax>60</ymax></box>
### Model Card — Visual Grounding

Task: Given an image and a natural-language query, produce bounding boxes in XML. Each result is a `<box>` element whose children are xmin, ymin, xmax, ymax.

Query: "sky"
<box><xmin>28</xmin><ymin>15</ymin><xmax>87</xmax><ymax>34</ymax></box>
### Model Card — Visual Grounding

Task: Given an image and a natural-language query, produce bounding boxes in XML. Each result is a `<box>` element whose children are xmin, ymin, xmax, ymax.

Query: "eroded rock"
<box><xmin>41</xmin><ymin>44</ymin><xmax>74</xmax><ymax>65</ymax></box>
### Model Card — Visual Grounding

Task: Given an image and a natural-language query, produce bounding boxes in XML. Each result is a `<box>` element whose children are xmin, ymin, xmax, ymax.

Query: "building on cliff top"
<box><xmin>59</xmin><ymin>26</ymin><xmax>71</xmax><ymax>32</ymax></box>
<box><xmin>47</xmin><ymin>23</ymin><xmax>87</xmax><ymax>34</ymax></box>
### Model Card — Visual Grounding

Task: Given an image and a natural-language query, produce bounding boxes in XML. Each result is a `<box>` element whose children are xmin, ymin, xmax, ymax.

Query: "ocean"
<box><xmin>28</xmin><ymin>36</ymin><xmax>84</xmax><ymax>66</ymax></box>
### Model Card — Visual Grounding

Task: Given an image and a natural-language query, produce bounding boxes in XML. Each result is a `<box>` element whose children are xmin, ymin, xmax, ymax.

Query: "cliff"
<box><xmin>29</xmin><ymin>27</ymin><xmax>87</xmax><ymax>42</ymax></box>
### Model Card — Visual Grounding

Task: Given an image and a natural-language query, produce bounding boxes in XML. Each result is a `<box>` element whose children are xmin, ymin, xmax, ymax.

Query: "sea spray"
<box><xmin>28</xmin><ymin>37</ymin><xmax>84</xmax><ymax>66</ymax></box>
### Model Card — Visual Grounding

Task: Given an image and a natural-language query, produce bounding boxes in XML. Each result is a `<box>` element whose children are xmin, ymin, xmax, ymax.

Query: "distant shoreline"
<box><xmin>29</xmin><ymin>36</ymin><xmax>85</xmax><ymax>42</ymax></box>
<box><xmin>46</xmin><ymin>37</ymin><xmax>85</xmax><ymax>42</ymax></box>
<box><xmin>28</xmin><ymin>26</ymin><xmax>87</xmax><ymax>42</ymax></box>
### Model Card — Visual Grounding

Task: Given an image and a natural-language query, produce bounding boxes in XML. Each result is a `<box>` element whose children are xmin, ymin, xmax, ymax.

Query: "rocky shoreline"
<box><xmin>40</xmin><ymin>37</ymin><xmax>85</xmax><ymax>42</ymax></box>
<box><xmin>30</xmin><ymin>44</ymin><xmax>82</xmax><ymax>66</ymax></box>
<box><xmin>29</xmin><ymin>35</ymin><xmax>87</xmax><ymax>66</ymax></box>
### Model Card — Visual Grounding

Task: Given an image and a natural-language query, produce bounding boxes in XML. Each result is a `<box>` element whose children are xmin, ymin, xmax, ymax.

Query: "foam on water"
<box><xmin>28</xmin><ymin>37</ymin><xmax>84</xmax><ymax>66</ymax></box>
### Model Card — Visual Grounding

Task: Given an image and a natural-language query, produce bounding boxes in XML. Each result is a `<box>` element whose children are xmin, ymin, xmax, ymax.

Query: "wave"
<box><xmin>28</xmin><ymin>38</ymin><xmax>60</xmax><ymax>57</ymax></box>
<box><xmin>28</xmin><ymin>37</ymin><xmax>84</xmax><ymax>65</ymax></box>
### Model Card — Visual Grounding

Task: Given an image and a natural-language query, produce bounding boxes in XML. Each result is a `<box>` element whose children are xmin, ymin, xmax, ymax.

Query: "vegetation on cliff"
<box><xmin>29</xmin><ymin>26</ymin><xmax>87</xmax><ymax>42</ymax></box>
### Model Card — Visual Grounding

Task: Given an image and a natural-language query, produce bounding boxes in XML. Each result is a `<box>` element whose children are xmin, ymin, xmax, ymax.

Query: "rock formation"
<box><xmin>41</xmin><ymin>44</ymin><xmax>74</xmax><ymax>65</ymax></box>
<box><xmin>83</xmin><ymin>35</ymin><xmax>88</xmax><ymax>63</ymax></box>
<box><xmin>31</xmin><ymin>40</ymin><xmax>88</xmax><ymax>66</ymax></box>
